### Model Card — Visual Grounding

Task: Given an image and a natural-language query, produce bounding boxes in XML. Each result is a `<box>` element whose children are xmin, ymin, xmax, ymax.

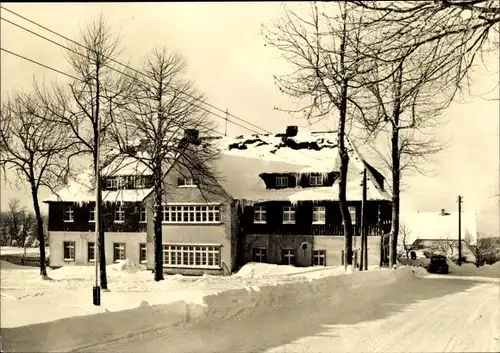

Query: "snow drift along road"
<box><xmin>1</xmin><ymin>266</ymin><xmax>410</xmax><ymax>353</ymax></box>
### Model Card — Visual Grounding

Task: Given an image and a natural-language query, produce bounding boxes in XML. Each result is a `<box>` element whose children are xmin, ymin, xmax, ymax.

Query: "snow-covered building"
<box><xmin>400</xmin><ymin>209</ymin><xmax>478</xmax><ymax>260</ymax></box>
<box><xmin>44</xmin><ymin>126</ymin><xmax>393</xmax><ymax>274</ymax></box>
<box><xmin>212</xmin><ymin>126</ymin><xmax>393</xmax><ymax>268</ymax></box>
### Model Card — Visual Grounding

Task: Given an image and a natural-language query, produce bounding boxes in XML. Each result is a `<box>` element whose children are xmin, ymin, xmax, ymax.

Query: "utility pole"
<box><xmin>360</xmin><ymin>168</ymin><xmax>367</xmax><ymax>271</ymax></box>
<box><xmin>458</xmin><ymin>195</ymin><xmax>462</xmax><ymax>266</ymax></box>
<box><xmin>93</xmin><ymin>107</ymin><xmax>101</xmax><ymax>306</ymax></box>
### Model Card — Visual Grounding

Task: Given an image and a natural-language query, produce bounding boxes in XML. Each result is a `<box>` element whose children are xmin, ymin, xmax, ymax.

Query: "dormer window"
<box><xmin>134</xmin><ymin>176</ymin><xmax>145</xmax><ymax>189</ymax></box>
<box><xmin>309</xmin><ymin>174</ymin><xmax>324</xmax><ymax>186</ymax></box>
<box><xmin>178</xmin><ymin>176</ymin><xmax>196</xmax><ymax>187</ymax></box>
<box><xmin>106</xmin><ymin>177</ymin><xmax>120</xmax><ymax>189</ymax></box>
<box><xmin>276</xmin><ymin>176</ymin><xmax>288</xmax><ymax>187</ymax></box>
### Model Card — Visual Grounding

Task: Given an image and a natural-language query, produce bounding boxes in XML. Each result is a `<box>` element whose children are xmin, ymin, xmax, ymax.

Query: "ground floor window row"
<box><xmin>252</xmin><ymin>247</ymin><xmax>326</xmax><ymax>266</ymax></box>
<box><xmin>62</xmin><ymin>241</ymin><xmax>221</xmax><ymax>268</ymax></box>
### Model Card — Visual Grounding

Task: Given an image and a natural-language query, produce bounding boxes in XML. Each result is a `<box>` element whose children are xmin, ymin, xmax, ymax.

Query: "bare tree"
<box><xmin>397</xmin><ymin>224</ymin><xmax>413</xmax><ymax>259</ymax></box>
<box><xmin>464</xmin><ymin>232</ymin><xmax>500</xmax><ymax>265</ymax></box>
<box><xmin>110</xmin><ymin>48</ymin><xmax>221</xmax><ymax>281</ymax></box>
<box><xmin>262</xmin><ymin>3</ymin><xmax>376</xmax><ymax>269</ymax></box>
<box><xmin>355</xmin><ymin>52</ymin><xmax>453</xmax><ymax>268</ymax></box>
<box><xmin>38</xmin><ymin>16</ymin><xmax>135</xmax><ymax>288</ymax></box>
<box><xmin>0</xmin><ymin>91</ymin><xmax>74</xmax><ymax>277</ymax></box>
<box><xmin>350</xmin><ymin>1</ymin><xmax>499</xmax><ymax>107</ymax></box>
<box><xmin>6</xmin><ymin>198</ymin><xmax>22</xmax><ymax>247</ymax></box>
<box><xmin>430</xmin><ymin>239</ymin><xmax>457</xmax><ymax>258</ymax></box>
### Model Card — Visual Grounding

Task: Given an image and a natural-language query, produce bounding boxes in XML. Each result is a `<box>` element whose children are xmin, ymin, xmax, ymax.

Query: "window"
<box><xmin>115</xmin><ymin>204</ymin><xmax>125</xmax><ymax>223</ymax></box>
<box><xmin>276</xmin><ymin>176</ymin><xmax>289</xmax><ymax>187</ymax></box>
<box><xmin>139</xmin><ymin>206</ymin><xmax>147</xmax><ymax>223</ymax></box>
<box><xmin>283</xmin><ymin>206</ymin><xmax>296</xmax><ymax>224</ymax></box>
<box><xmin>89</xmin><ymin>206</ymin><xmax>96</xmax><ymax>223</ymax></box>
<box><xmin>63</xmin><ymin>206</ymin><xmax>74</xmax><ymax>223</ymax></box>
<box><xmin>88</xmin><ymin>242</ymin><xmax>95</xmax><ymax>262</ymax></box>
<box><xmin>106</xmin><ymin>177</ymin><xmax>119</xmax><ymax>189</ymax></box>
<box><xmin>312</xmin><ymin>206</ymin><xmax>326</xmax><ymax>224</ymax></box>
<box><xmin>349</xmin><ymin>206</ymin><xmax>356</xmax><ymax>224</ymax></box>
<box><xmin>113</xmin><ymin>243</ymin><xmax>126</xmax><ymax>262</ymax></box>
<box><xmin>253</xmin><ymin>248</ymin><xmax>267</xmax><ymax>263</ymax></box>
<box><xmin>342</xmin><ymin>206</ymin><xmax>356</xmax><ymax>225</ymax></box>
<box><xmin>134</xmin><ymin>176</ymin><xmax>145</xmax><ymax>189</ymax></box>
<box><xmin>139</xmin><ymin>243</ymin><xmax>147</xmax><ymax>264</ymax></box>
<box><xmin>162</xmin><ymin>205</ymin><xmax>221</xmax><ymax>223</ymax></box>
<box><xmin>254</xmin><ymin>206</ymin><xmax>266</xmax><ymax>224</ymax></box>
<box><xmin>162</xmin><ymin>244</ymin><xmax>221</xmax><ymax>268</ymax></box>
<box><xmin>178</xmin><ymin>177</ymin><xmax>196</xmax><ymax>187</ymax></box>
<box><xmin>313</xmin><ymin>250</ymin><xmax>326</xmax><ymax>266</ymax></box>
<box><xmin>282</xmin><ymin>249</ymin><xmax>295</xmax><ymax>266</ymax></box>
<box><xmin>309</xmin><ymin>174</ymin><xmax>324</xmax><ymax>186</ymax></box>
<box><xmin>63</xmin><ymin>241</ymin><xmax>75</xmax><ymax>261</ymax></box>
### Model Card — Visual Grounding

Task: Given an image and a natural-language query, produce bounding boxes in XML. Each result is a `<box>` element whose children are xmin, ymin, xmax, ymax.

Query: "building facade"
<box><xmin>45</xmin><ymin>126</ymin><xmax>392</xmax><ymax>274</ymax></box>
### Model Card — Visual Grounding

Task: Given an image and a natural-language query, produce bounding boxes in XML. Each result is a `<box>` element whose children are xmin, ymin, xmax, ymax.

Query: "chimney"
<box><xmin>440</xmin><ymin>208</ymin><xmax>446</xmax><ymax>216</ymax></box>
<box><xmin>286</xmin><ymin>125</ymin><xmax>298</xmax><ymax>137</ymax></box>
<box><xmin>183</xmin><ymin>129</ymin><xmax>200</xmax><ymax>145</ymax></box>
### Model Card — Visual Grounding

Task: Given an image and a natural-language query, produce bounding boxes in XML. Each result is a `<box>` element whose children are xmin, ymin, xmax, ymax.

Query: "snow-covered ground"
<box><xmin>0</xmin><ymin>260</ymin><xmax>358</xmax><ymax>329</ymax></box>
<box><xmin>1</xmin><ymin>259</ymin><xmax>499</xmax><ymax>352</ymax></box>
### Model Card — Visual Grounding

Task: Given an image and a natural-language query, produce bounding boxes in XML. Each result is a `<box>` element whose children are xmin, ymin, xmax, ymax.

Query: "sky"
<box><xmin>1</xmin><ymin>2</ymin><xmax>499</xmax><ymax>236</ymax></box>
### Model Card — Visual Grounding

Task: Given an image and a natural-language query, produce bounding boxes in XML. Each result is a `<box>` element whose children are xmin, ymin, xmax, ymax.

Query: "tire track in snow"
<box><xmin>266</xmin><ymin>283</ymin><xmax>500</xmax><ymax>353</ymax></box>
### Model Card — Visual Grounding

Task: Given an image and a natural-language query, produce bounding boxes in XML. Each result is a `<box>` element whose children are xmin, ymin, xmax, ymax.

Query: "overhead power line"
<box><xmin>0</xmin><ymin>47</ymin><xmax>225</xmax><ymax>137</ymax></box>
<box><xmin>0</xmin><ymin>6</ymin><xmax>272</xmax><ymax>135</ymax></box>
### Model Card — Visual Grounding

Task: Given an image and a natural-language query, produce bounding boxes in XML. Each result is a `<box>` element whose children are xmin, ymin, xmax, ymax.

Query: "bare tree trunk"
<box><xmin>389</xmin><ymin>64</ymin><xmax>403</xmax><ymax>268</ymax></box>
<box><xmin>30</xmin><ymin>185</ymin><xmax>47</xmax><ymax>276</ymax></box>
<box><xmin>154</xmin><ymin>167</ymin><xmax>164</xmax><ymax>281</ymax></box>
<box><xmin>97</xmin><ymin>186</ymin><xmax>107</xmax><ymax>289</ymax></box>
<box><xmin>338</xmin><ymin>79</ymin><xmax>353</xmax><ymax>268</ymax></box>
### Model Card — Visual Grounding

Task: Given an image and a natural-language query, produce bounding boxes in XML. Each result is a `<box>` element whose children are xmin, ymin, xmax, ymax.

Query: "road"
<box><xmin>77</xmin><ymin>276</ymin><xmax>500</xmax><ymax>353</ymax></box>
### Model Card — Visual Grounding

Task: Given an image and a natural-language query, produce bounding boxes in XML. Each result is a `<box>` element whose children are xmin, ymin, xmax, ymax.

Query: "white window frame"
<box><xmin>309</xmin><ymin>174</ymin><xmax>324</xmax><ymax>186</ymax></box>
<box><xmin>113</xmin><ymin>243</ymin><xmax>126</xmax><ymax>262</ymax></box>
<box><xmin>139</xmin><ymin>206</ymin><xmax>147</xmax><ymax>223</ymax></box>
<box><xmin>276</xmin><ymin>176</ymin><xmax>289</xmax><ymax>187</ymax></box>
<box><xmin>282</xmin><ymin>249</ymin><xmax>295</xmax><ymax>266</ymax></box>
<box><xmin>254</xmin><ymin>206</ymin><xmax>266</xmax><ymax>224</ymax></box>
<box><xmin>106</xmin><ymin>177</ymin><xmax>119</xmax><ymax>189</ymax></box>
<box><xmin>63</xmin><ymin>241</ymin><xmax>75</xmax><ymax>261</ymax></box>
<box><xmin>134</xmin><ymin>176</ymin><xmax>145</xmax><ymax>189</ymax></box>
<box><xmin>89</xmin><ymin>206</ymin><xmax>96</xmax><ymax>223</ymax></box>
<box><xmin>139</xmin><ymin>243</ymin><xmax>147</xmax><ymax>264</ymax></box>
<box><xmin>312</xmin><ymin>206</ymin><xmax>326</xmax><ymax>225</ymax></box>
<box><xmin>253</xmin><ymin>247</ymin><xmax>267</xmax><ymax>263</ymax></box>
<box><xmin>114</xmin><ymin>204</ymin><xmax>125</xmax><ymax>223</ymax></box>
<box><xmin>63</xmin><ymin>206</ymin><xmax>74</xmax><ymax>223</ymax></box>
<box><xmin>283</xmin><ymin>206</ymin><xmax>296</xmax><ymax>224</ymax></box>
<box><xmin>161</xmin><ymin>204</ymin><xmax>221</xmax><ymax>224</ymax></box>
<box><xmin>88</xmin><ymin>242</ymin><xmax>95</xmax><ymax>263</ymax></box>
<box><xmin>178</xmin><ymin>176</ymin><xmax>196</xmax><ymax>187</ymax></box>
<box><xmin>162</xmin><ymin>244</ymin><xmax>221</xmax><ymax>269</ymax></box>
<box><xmin>313</xmin><ymin>249</ymin><xmax>326</xmax><ymax>266</ymax></box>
<box><xmin>342</xmin><ymin>206</ymin><xmax>357</xmax><ymax>225</ymax></box>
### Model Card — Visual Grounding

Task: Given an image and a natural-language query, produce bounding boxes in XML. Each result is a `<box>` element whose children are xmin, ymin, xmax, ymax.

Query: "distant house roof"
<box><xmin>401</xmin><ymin>210</ymin><xmax>478</xmax><ymax>245</ymax></box>
<box><xmin>212</xmin><ymin>129</ymin><xmax>391</xmax><ymax>203</ymax></box>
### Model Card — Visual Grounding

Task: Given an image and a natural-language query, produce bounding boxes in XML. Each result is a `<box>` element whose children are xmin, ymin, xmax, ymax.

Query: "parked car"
<box><xmin>427</xmin><ymin>255</ymin><xmax>449</xmax><ymax>274</ymax></box>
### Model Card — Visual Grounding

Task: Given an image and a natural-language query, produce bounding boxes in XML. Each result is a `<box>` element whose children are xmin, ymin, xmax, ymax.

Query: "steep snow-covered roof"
<box><xmin>213</xmin><ymin>129</ymin><xmax>391</xmax><ymax>202</ymax></box>
<box><xmin>400</xmin><ymin>211</ymin><xmax>478</xmax><ymax>245</ymax></box>
<box><xmin>101</xmin><ymin>154</ymin><xmax>153</xmax><ymax>177</ymax></box>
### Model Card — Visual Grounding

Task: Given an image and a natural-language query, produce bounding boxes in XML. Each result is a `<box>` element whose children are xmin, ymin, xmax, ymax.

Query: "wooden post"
<box><xmin>360</xmin><ymin>168</ymin><xmax>367</xmax><ymax>271</ymax></box>
<box><xmin>458</xmin><ymin>195</ymin><xmax>462</xmax><ymax>266</ymax></box>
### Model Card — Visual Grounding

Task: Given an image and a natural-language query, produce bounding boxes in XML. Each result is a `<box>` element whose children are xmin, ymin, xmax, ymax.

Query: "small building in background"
<box><xmin>400</xmin><ymin>208</ymin><xmax>478</xmax><ymax>261</ymax></box>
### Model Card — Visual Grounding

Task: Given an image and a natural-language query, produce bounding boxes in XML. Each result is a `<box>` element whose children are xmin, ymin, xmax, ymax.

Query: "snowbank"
<box><xmin>2</xmin><ymin>266</ymin><xmax>407</xmax><ymax>352</ymax></box>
